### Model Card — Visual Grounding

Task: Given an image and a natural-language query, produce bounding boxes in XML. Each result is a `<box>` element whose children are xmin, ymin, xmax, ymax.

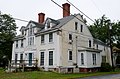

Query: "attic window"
<box><xmin>75</xmin><ymin>22</ymin><xmax>78</xmax><ymax>30</ymax></box>
<box><xmin>47</xmin><ymin>25</ymin><xmax>50</xmax><ymax>28</ymax></box>
<box><xmin>89</xmin><ymin>40</ymin><xmax>91</xmax><ymax>47</ymax></box>
<box><xmin>22</xmin><ymin>31</ymin><xmax>24</xmax><ymax>35</ymax></box>
<box><xmin>81</xmin><ymin>25</ymin><xmax>83</xmax><ymax>32</ymax></box>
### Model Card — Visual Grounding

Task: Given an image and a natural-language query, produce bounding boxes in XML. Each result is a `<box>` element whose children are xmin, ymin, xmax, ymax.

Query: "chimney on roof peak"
<box><xmin>62</xmin><ymin>3</ymin><xmax>70</xmax><ymax>17</ymax></box>
<box><xmin>38</xmin><ymin>12</ymin><xmax>45</xmax><ymax>24</ymax></box>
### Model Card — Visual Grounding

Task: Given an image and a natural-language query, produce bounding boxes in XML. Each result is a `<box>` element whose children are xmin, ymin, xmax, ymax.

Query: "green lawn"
<box><xmin>0</xmin><ymin>68</ymin><xmax>120</xmax><ymax>79</ymax></box>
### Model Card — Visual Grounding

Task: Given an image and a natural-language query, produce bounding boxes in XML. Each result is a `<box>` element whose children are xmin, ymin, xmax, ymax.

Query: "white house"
<box><xmin>11</xmin><ymin>3</ymin><xmax>112</xmax><ymax>73</ymax></box>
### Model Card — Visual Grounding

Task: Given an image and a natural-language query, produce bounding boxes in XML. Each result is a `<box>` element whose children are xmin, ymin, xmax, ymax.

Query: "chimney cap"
<box><xmin>38</xmin><ymin>12</ymin><xmax>45</xmax><ymax>15</ymax></box>
<box><xmin>62</xmin><ymin>3</ymin><xmax>70</xmax><ymax>7</ymax></box>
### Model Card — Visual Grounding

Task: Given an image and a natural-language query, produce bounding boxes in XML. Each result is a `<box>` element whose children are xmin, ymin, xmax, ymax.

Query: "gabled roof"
<box><xmin>93</xmin><ymin>38</ymin><xmax>108</xmax><ymax>47</ymax></box>
<box><xmin>36</xmin><ymin>14</ymin><xmax>78</xmax><ymax>34</ymax></box>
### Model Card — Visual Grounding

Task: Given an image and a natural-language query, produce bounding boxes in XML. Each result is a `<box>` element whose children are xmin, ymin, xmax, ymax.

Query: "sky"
<box><xmin>0</xmin><ymin>0</ymin><xmax>120</xmax><ymax>35</ymax></box>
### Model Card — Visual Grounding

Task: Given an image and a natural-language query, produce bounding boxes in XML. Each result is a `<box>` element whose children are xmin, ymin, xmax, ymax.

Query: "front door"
<box><xmin>29</xmin><ymin>53</ymin><xmax>32</xmax><ymax>66</ymax></box>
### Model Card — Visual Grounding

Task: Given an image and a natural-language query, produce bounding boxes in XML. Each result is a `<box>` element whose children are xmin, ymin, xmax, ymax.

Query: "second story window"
<box><xmin>89</xmin><ymin>40</ymin><xmax>91</xmax><ymax>47</ymax></box>
<box><xmin>75</xmin><ymin>22</ymin><xmax>78</xmax><ymax>30</ymax></box>
<box><xmin>16</xmin><ymin>40</ymin><xmax>18</xmax><ymax>48</ymax></box>
<box><xmin>96</xmin><ymin>44</ymin><xmax>98</xmax><ymax>49</ymax></box>
<box><xmin>69</xmin><ymin>34</ymin><xmax>72</xmax><ymax>40</ymax></box>
<box><xmin>41</xmin><ymin>35</ymin><xmax>44</xmax><ymax>44</ymax></box>
<box><xmin>49</xmin><ymin>33</ymin><xmax>53</xmax><ymax>42</ymax></box>
<box><xmin>21</xmin><ymin>39</ymin><xmax>23</xmax><ymax>47</ymax></box>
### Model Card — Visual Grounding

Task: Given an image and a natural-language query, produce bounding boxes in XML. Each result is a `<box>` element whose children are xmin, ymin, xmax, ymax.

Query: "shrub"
<box><xmin>100</xmin><ymin>63</ymin><xmax>112</xmax><ymax>72</ymax></box>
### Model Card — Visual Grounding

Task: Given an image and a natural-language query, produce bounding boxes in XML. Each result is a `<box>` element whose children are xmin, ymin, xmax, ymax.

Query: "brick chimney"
<box><xmin>62</xmin><ymin>3</ymin><xmax>70</xmax><ymax>17</ymax></box>
<box><xmin>38</xmin><ymin>13</ymin><xmax>45</xmax><ymax>24</ymax></box>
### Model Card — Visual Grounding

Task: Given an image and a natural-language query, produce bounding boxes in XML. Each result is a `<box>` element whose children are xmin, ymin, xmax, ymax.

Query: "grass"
<box><xmin>0</xmin><ymin>68</ymin><xmax>120</xmax><ymax>79</ymax></box>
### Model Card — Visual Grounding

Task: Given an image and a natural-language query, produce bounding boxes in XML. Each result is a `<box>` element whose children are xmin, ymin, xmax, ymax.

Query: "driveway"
<box><xmin>77</xmin><ymin>74</ymin><xmax>120</xmax><ymax>79</ymax></box>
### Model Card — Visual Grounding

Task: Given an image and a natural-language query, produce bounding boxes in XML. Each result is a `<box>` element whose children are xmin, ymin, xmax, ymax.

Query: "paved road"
<box><xmin>78</xmin><ymin>74</ymin><xmax>120</xmax><ymax>79</ymax></box>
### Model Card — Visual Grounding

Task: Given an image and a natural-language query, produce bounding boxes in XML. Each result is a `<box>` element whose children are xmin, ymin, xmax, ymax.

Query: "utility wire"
<box><xmin>66</xmin><ymin>0</ymin><xmax>95</xmax><ymax>23</ymax></box>
<box><xmin>51</xmin><ymin>0</ymin><xmax>85</xmax><ymax>24</ymax></box>
<box><xmin>90</xmin><ymin>0</ymin><xmax>103</xmax><ymax>15</ymax></box>
<box><xmin>13</xmin><ymin>18</ymin><xmax>29</xmax><ymax>22</ymax></box>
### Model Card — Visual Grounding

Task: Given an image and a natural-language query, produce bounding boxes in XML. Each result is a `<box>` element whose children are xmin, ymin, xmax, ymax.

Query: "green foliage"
<box><xmin>100</xmin><ymin>63</ymin><xmax>112</xmax><ymax>72</ymax></box>
<box><xmin>0</xmin><ymin>69</ymin><xmax>120</xmax><ymax>79</ymax></box>
<box><xmin>89</xmin><ymin>15</ymin><xmax>120</xmax><ymax>47</ymax></box>
<box><xmin>116</xmin><ymin>56</ymin><xmax>120</xmax><ymax>65</ymax></box>
<box><xmin>0</xmin><ymin>12</ymin><xmax>17</xmax><ymax>67</ymax></box>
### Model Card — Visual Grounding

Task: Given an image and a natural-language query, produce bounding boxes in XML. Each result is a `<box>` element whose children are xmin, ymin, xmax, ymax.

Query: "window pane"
<box><xmin>41</xmin><ymin>35</ymin><xmax>44</xmax><ymax>43</ymax></box>
<box><xmin>49</xmin><ymin>33</ymin><xmax>53</xmax><ymax>42</ymax></box>
<box><xmin>75</xmin><ymin>22</ymin><xmax>78</xmax><ymax>30</ymax></box>
<box><xmin>92</xmin><ymin>54</ymin><xmax>96</xmax><ymax>65</ymax></box>
<box><xmin>69</xmin><ymin>51</ymin><xmax>72</xmax><ymax>60</ymax></box>
<box><xmin>20</xmin><ymin>54</ymin><xmax>23</xmax><ymax>63</ymax></box>
<box><xmin>49</xmin><ymin>51</ymin><xmax>53</xmax><ymax>65</ymax></box>
<box><xmin>15</xmin><ymin>54</ymin><xmax>18</xmax><ymax>64</ymax></box>
<box><xmin>21</xmin><ymin>39</ymin><xmax>23</xmax><ymax>47</ymax></box>
<box><xmin>81</xmin><ymin>25</ymin><xmax>83</xmax><ymax>32</ymax></box>
<box><xmin>40</xmin><ymin>52</ymin><xmax>44</xmax><ymax>65</ymax></box>
<box><xmin>16</xmin><ymin>40</ymin><xmax>18</xmax><ymax>48</ymax></box>
<box><xmin>69</xmin><ymin>34</ymin><xmax>72</xmax><ymax>40</ymax></box>
<box><xmin>89</xmin><ymin>40</ymin><xmax>91</xmax><ymax>47</ymax></box>
<box><xmin>81</xmin><ymin>53</ymin><xmax>84</xmax><ymax>65</ymax></box>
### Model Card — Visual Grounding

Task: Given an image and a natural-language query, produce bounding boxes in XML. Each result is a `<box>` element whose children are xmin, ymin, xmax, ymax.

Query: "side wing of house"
<box><xmin>59</xmin><ymin>14</ymin><xmax>102</xmax><ymax>72</ymax></box>
<box><xmin>11</xmin><ymin>21</ymin><xmax>41</xmax><ymax>67</ymax></box>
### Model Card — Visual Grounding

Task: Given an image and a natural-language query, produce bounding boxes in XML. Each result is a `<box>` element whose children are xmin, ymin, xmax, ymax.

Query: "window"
<box><xmin>20</xmin><ymin>54</ymin><xmax>23</xmax><ymax>63</ymax></box>
<box><xmin>21</xmin><ymin>39</ymin><xmax>23</xmax><ymax>47</ymax></box>
<box><xmin>81</xmin><ymin>25</ymin><xmax>83</xmax><ymax>32</ymax></box>
<box><xmin>40</xmin><ymin>52</ymin><xmax>44</xmax><ymax>65</ymax></box>
<box><xmin>81</xmin><ymin>53</ymin><xmax>84</xmax><ymax>65</ymax></box>
<box><xmin>22</xmin><ymin>31</ymin><xmax>24</xmax><ymax>35</ymax></box>
<box><xmin>102</xmin><ymin>56</ymin><xmax>106</xmax><ymax>63</ymax></box>
<box><xmin>92</xmin><ymin>54</ymin><xmax>96</xmax><ymax>65</ymax></box>
<box><xmin>15</xmin><ymin>54</ymin><xmax>18</xmax><ymax>64</ymax></box>
<box><xmin>75</xmin><ymin>22</ymin><xmax>78</xmax><ymax>30</ymax></box>
<box><xmin>41</xmin><ymin>35</ymin><xmax>44</xmax><ymax>44</ymax></box>
<box><xmin>69</xmin><ymin>51</ymin><xmax>72</xmax><ymax>60</ymax></box>
<box><xmin>89</xmin><ymin>40</ymin><xmax>91</xmax><ymax>47</ymax></box>
<box><xmin>69</xmin><ymin>34</ymin><xmax>72</xmax><ymax>40</ymax></box>
<box><xmin>96</xmin><ymin>44</ymin><xmax>98</xmax><ymax>49</ymax></box>
<box><xmin>49</xmin><ymin>51</ymin><xmax>53</xmax><ymax>65</ymax></box>
<box><xmin>16</xmin><ymin>40</ymin><xmax>18</xmax><ymax>48</ymax></box>
<box><xmin>29</xmin><ymin>28</ymin><xmax>34</xmax><ymax>36</ymax></box>
<box><xmin>28</xmin><ymin>37</ymin><xmax>34</xmax><ymax>46</ymax></box>
<box><xmin>49</xmin><ymin>33</ymin><xmax>53</xmax><ymax>42</ymax></box>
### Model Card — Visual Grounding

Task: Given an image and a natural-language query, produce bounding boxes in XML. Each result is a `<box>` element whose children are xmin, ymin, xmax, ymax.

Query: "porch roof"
<box><xmin>78</xmin><ymin>48</ymin><xmax>102</xmax><ymax>53</ymax></box>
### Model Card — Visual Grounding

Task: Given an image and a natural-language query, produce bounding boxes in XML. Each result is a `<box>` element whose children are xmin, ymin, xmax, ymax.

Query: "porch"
<box><xmin>8</xmin><ymin>60</ymin><xmax>38</xmax><ymax>72</ymax></box>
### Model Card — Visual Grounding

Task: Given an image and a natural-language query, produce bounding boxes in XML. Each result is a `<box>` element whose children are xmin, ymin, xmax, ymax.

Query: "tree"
<box><xmin>89</xmin><ymin>15</ymin><xmax>120</xmax><ymax>47</ymax></box>
<box><xmin>0</xmin><ymin>12</ymin><xmax>17</xmax><ymax>67</ymax></box>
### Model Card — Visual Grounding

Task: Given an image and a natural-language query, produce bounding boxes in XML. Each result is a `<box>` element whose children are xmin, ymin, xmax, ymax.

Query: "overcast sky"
<box><xmin>0</xmin><ymin>0</ymin><xmax>120</xmax><ymax>34</ymax></box>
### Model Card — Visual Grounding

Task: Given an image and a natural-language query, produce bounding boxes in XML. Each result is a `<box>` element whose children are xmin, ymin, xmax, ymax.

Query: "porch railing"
<box><xmin>10</xmin><ymin>60</ymin><xmax>38</xmax><ymax>68</ymax></box>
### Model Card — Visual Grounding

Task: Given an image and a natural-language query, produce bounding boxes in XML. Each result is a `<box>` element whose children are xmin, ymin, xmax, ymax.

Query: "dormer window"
<box><xmin>22</xmin><ymin>31</ymin><xmax>24</xmax><ymax>35</ymax></box>
<box><xmin>89</xmin><ymin>40</ymin><xmax>91</xmax><ymax>47</ymax></box>
<box><xmin>75</xmin><ymin>22</ymin><xmax>78</xmax><ymax>30</ymax></box>
<box><xmin>28</xmin><ymin>25</ymin><xmax>34</xmax><ymax>36</ymax></box>
<box><xmin>81</xmin><ymin>25</ymin><xmax>83</xmax><ymax>32</ymax></box>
